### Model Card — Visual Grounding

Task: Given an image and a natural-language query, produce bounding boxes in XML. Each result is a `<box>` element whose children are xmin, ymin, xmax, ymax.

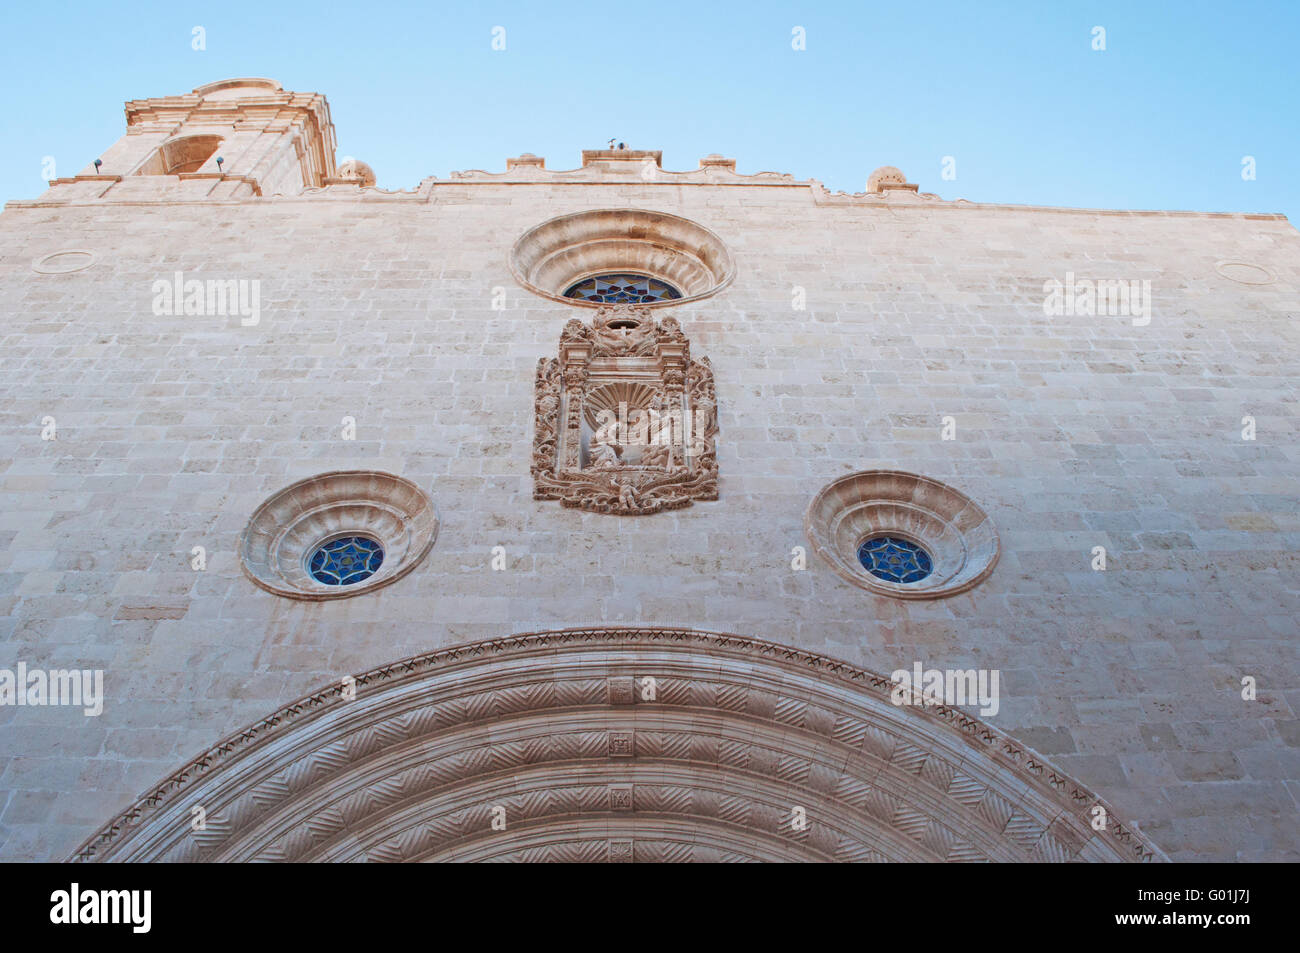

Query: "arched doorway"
<box><xmin>73</xmin><ymin>628</ymin><xmax>1163</xmax><ymax>862</ymax></box>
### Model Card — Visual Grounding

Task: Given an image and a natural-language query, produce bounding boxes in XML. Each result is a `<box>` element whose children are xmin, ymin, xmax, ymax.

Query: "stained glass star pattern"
<box><xmin>857</xmin><ymin>536</ymin><xmax>933</xmax><ymax>584</ymax></box>
<box><xmin>563</xmin><ymin>274</ymin><xmax>683</xmax><ymax>304</ymax></box>
<box><xmin>308</xmin><ymin>536</ymin><xmax>384</xmax><ymax>586</ymax></box>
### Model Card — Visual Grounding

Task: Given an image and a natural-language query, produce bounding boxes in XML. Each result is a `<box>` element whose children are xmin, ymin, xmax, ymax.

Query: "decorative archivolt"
<box><xmin>72</xmin><ymin>628</ymin><xmax>1164</xmax><ymax>863</ymax></box>
<box><xmin>532</xmin><ymin>305</ymin><xmax>718</xmax><ymax>515</ymax></box>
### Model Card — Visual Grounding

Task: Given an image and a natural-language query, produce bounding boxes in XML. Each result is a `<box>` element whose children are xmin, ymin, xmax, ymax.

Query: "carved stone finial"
<box><xmin>334</xmin><ymin>158</ymin><xmax>376</xmax><ymax>187</ymax></box>
<box><xmin>699</xmin><ymin>154</ymin><xmax>737</xmax><ymax>171</ymax></box>
<box><xmin>866</xmin><ymin>165</ymin><xmax>918</xmax><ymax>194</ymax></box>
<box><xmin>560</xmin><ymin>318</ymin><xmax>592</xmax><ymax>343</ymax></box>
<box><xmin>506</xmin><ymin>153</ymin><xmax>546</xmax><ymax>170</ymax></box>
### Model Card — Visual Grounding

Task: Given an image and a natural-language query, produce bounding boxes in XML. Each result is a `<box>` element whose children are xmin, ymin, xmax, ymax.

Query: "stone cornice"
<box><xmin>446</xmin><ymin>160</ymin><xmax>803</xmax><ymax>187</ymax></box>
<box><xmin>9</xmin><ymin>181</ymin><xmax>1287</xmax><ymax>221</ymax></box>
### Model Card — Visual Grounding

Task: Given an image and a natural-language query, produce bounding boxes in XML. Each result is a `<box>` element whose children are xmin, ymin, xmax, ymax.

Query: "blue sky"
<box><xmin>2</xmin><ymin>0</ymin><xmax>1296</xmax><ymax>219</ymax></box>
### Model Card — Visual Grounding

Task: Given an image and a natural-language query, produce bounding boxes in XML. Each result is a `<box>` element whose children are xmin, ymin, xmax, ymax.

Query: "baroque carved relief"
<box><xmin>532</xmin><ymin>305</ymin><xmax>718</xmax><ymax>515</ymax></box>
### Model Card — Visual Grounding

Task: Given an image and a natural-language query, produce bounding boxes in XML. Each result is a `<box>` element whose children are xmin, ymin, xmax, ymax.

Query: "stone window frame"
<box><xmin>510</xmin><ymin>208</ymin><xmax>735</xmax><ymax>309</ymax></box>
<box><xmin>804</xmin><ymin>469</ymin><xmax>1000</xmax><ymax>600</ymax></box>
<box><xmin>239</xmin><ymin>470</ymin><xmax>438</xmax><ymax>601</ymax></box>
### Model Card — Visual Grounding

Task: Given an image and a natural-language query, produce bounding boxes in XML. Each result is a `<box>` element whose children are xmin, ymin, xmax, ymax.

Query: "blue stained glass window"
<box><xmin>309</xmin><ymin>536</ymin><xmax>384</xmax><ymax>586</ymax></box>
<box><xmin>857</xmin><ymin>536</ymin><xmax>933</xmax><ymax>584</ymax></box>
<box><xmin>563</xmin><ymin>273</ymin><xmax>682</xmax><ymax>304</ymax></box>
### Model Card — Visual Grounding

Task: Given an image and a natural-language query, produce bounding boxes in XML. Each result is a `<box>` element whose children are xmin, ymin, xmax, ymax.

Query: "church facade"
<box><xmin>1</xmin><ymin>78</ymin><xmax>1296</xmax><ymax>862</ymax></box>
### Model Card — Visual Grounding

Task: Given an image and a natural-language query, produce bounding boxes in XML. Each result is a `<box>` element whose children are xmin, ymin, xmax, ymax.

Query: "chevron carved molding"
<box><xmin>71</xmin><ymin>627</ymin><xmax>1164</xmax><ymax>863</ymax></box>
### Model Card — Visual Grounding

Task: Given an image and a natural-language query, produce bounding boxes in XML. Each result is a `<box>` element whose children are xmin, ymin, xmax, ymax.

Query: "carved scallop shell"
<box><xmin>583</xmin><ymin>382</ymin><xmax>663</xmax><ymax>430</ymax></box>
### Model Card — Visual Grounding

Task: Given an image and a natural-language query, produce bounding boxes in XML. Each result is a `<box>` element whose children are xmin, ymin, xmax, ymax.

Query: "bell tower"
<box><xmin>43</xmin><ymin>78</ymin><xmax>339</xmax><ymax>200</ymax></box>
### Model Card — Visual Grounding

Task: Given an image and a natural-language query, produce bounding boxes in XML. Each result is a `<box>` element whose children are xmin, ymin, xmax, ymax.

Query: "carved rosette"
<box><xmin>532</xmin><ymin>305</ymin><xmax>719</xmax><ymax>515</ymax></box>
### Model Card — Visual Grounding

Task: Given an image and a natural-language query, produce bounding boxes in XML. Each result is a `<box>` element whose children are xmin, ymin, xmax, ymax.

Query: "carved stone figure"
<box><xmin>638</xmin><ymin>440</ymin><xmax>673</xmax><ymax>470</ymax></box>
<box><xmin>589</xmin><ymin>431</ymin><xmax>622</xmax><ymax>470</ymax></box>
<box><xmin>532</xmin><ymin>304</ymin><xmax>718</xmax><ymax>514</ymax></box>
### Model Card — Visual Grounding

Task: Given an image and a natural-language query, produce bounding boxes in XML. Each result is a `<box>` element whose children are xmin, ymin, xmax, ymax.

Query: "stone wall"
<box><xmin>0</xmin><ymin>169</ymin><xmax>1297</xmax><ymax>861</ymax></box>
